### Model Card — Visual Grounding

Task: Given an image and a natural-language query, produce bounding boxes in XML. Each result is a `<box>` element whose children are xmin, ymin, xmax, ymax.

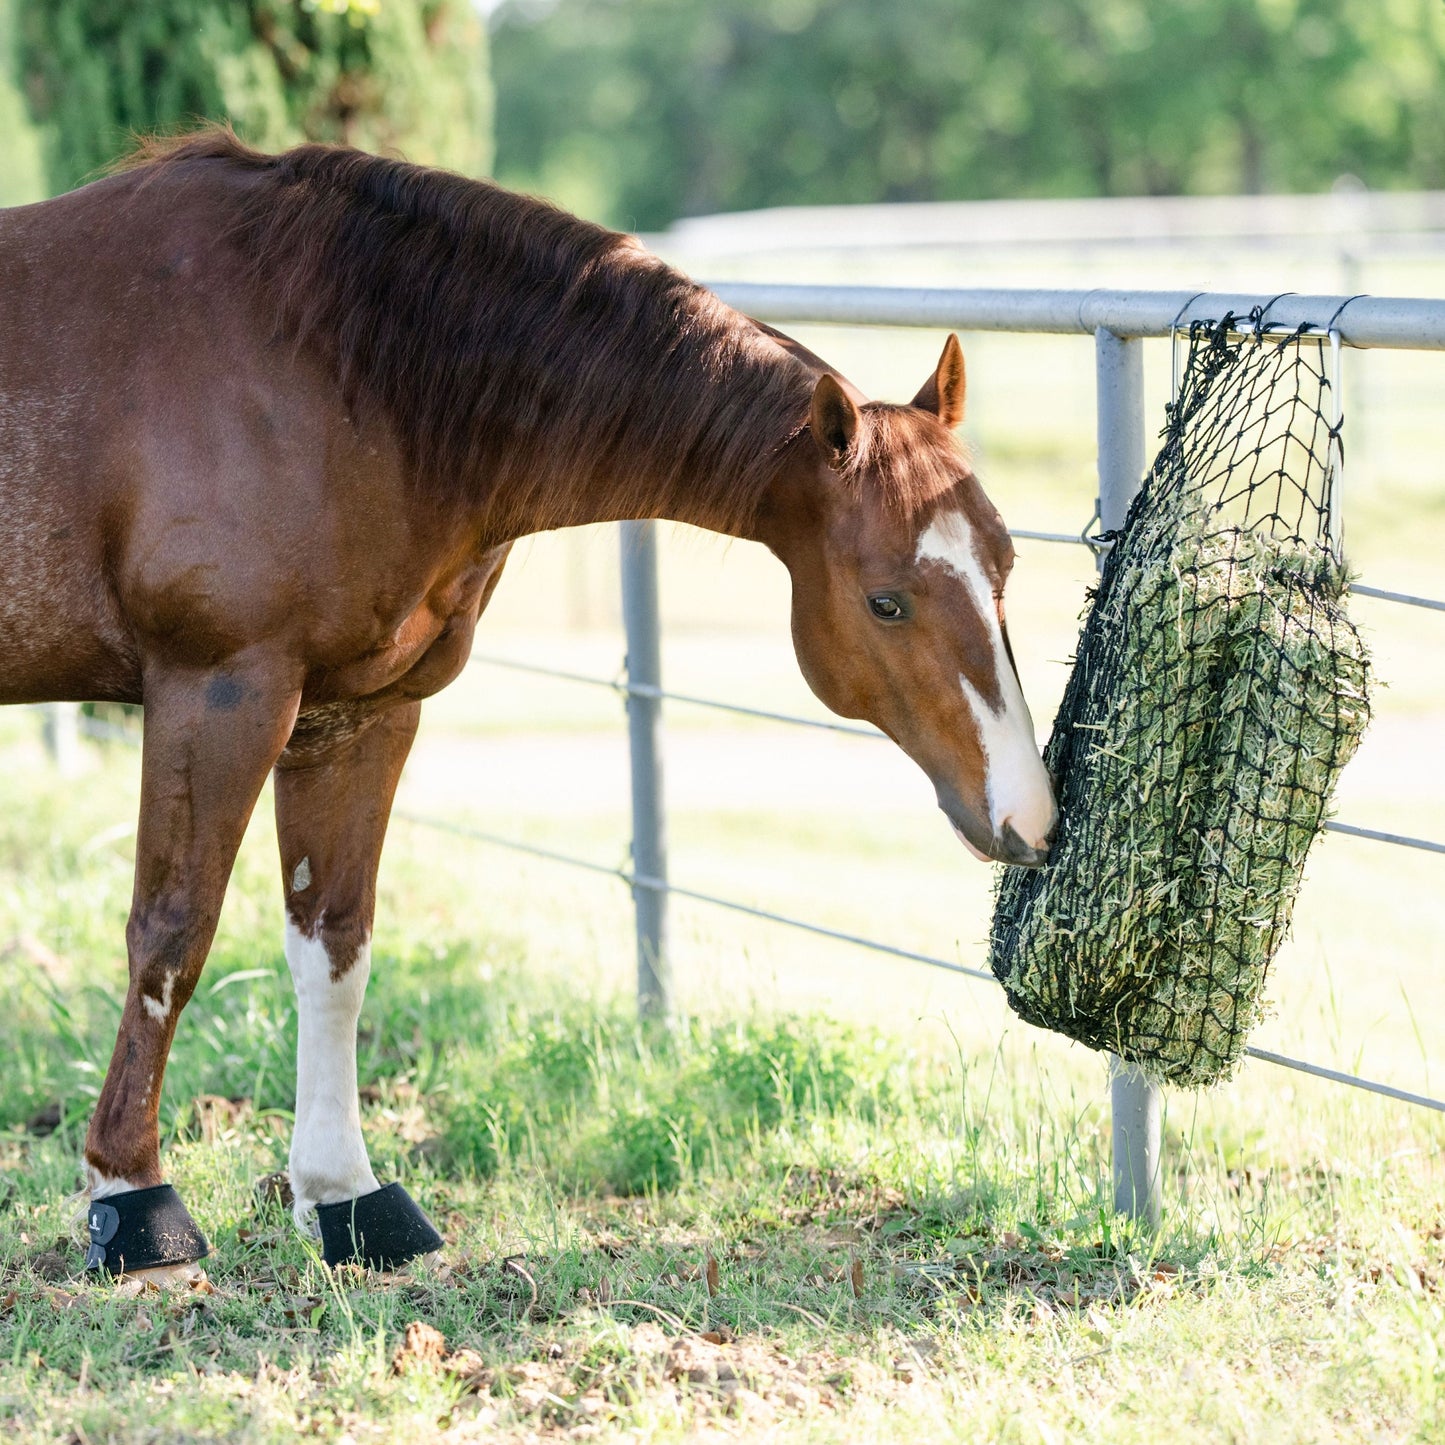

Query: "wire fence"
<box><xmin>391</xmin><ymin>808</ymin><xmax>1445</xmax><ymax>1117</ymax></box>
<box><xmin>396</xmin><ymin>620</ymin><xmax>1445</xmax><ymax>1119</ymax></box>
<box><xmin>396</xmin><ymin>286</ymin><xmax>1445</xmax><ymax>1200</ymax></box>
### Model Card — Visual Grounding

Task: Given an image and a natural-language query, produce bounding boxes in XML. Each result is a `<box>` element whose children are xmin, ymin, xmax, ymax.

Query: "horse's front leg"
<box><xmin>273</xmin><ymin>702</ymin><xmax>442</xmax><ymax>1269</ymax></box>
<box><xmin>84</xmin><ymin>655</ymin><xmax>301</xmax><ymax>1282</ymax></box>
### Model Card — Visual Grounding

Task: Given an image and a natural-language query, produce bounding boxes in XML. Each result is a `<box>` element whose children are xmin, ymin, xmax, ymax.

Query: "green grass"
<box><xmin>2</xmin><ymin>730</ymin><xmax>1445</xmax><ymax>1442</ymax></box>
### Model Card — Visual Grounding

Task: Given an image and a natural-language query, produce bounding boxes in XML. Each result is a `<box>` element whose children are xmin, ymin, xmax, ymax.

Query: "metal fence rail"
<box><xmin>703</xmin><ymin>284</ymin><xmax>1445</xmax><ymax>349</ymax></box>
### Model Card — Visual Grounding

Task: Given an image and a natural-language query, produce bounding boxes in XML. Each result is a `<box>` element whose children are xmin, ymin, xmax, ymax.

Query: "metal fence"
<box><xmin>32</xmin><ymin>284</ymin><xmax>1445</xmax><ymax>1225</ymax></box>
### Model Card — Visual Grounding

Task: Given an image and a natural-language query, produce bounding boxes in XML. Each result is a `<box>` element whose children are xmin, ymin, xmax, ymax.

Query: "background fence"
<box><xmin>32</xmin><ymin>284</ymin><xmax>1445</xmax><ymax>1224</ymax></box>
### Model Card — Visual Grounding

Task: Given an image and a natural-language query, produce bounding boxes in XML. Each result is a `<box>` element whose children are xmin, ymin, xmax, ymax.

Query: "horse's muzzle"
<box><xmin>994</xmin><ymin>820</ymin><xmax>1051</xmax><ymax>868</ymax></box>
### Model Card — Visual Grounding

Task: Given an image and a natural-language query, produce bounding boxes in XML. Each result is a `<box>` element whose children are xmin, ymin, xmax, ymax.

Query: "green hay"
<box><xmin>990</xmin><ymin>521</ymin><xmax>1370</xmax><ymax>1087</ymax></box>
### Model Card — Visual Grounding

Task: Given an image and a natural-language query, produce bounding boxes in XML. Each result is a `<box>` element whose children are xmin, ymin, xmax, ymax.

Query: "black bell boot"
<box><xmin>85</xmin><ymin>1184</ymin><xmax>210</xmax><ymax>1276</ymax></box>
<box><xmin>315</xmin><ymin>1182</ymin><xmax>444</xmax><ymax>1268</ymax></box>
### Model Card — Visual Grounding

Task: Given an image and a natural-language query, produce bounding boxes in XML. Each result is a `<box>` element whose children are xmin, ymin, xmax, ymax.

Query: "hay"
<box><xmin>989</xmin><ymin>318</ymin><xmax>1371</xmax><ymax>1087</ymax></box>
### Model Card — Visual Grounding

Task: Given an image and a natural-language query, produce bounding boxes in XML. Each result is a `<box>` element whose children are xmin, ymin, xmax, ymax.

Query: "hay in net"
<box><xmin>989</xmin><ymin>314</ymin><xmax>1371</xmax><ymax>1087</ymax></box>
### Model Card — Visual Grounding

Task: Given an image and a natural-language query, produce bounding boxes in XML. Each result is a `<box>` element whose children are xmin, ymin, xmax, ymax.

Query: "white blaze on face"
<box><xmin>285</xmin><ymin>917</ymin><xmax>381</xmax><ymax>1233</ymax></box>
<box><xmin>914</xmin><ymin>510</ymin><xmax>1056</xmax><ymax>852</ymax></box>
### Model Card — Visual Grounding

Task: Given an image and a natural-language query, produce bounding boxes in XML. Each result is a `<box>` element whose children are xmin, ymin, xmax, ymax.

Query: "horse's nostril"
<box><xmin>998</xmin><ymin>821</ymin><xmax>1050</xmax><ymax>868</ymax></box>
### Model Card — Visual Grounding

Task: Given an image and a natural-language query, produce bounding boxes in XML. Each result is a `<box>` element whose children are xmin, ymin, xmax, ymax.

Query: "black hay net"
<box><xmin>989</xmin><ymin>314</ymin><xmax>1372</xmax><ymax>1088</ymax></box>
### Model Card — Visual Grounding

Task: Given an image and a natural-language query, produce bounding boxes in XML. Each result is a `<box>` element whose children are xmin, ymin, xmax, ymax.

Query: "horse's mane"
<box><xmin>123</xmin><ymin>127</ymin><xmax>829</xmax><ymax>536</ymax></box>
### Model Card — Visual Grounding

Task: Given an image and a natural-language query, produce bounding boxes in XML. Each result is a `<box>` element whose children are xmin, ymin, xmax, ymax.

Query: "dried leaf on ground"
<box><xmin>253</xmin><ymin>1172</ymin><xmax>294</xmax><ymax>1210</ymax></box>
<box><xmin>392</xmin><ymin>1320</ymin><xmax>447</xmax><ymax>1373</ymax></box>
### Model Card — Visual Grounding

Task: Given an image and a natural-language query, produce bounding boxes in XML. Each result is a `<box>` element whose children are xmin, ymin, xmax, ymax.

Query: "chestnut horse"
<box><xmin>0</xmin><ymin>130</ymin><xmax>1055</xmax><ymax>1280</ymax></box>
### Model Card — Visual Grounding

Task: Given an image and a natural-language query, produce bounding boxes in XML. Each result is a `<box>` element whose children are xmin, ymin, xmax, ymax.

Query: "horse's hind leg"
<box><xmin>273</xmin><ymin>701</ymin><xmax>442</xmax><ymax>1269</ymax></box>
<box><xmin>84</xmin><ymin>657</ymin><xmax>301</xmax><ymax>1281</ymax></box>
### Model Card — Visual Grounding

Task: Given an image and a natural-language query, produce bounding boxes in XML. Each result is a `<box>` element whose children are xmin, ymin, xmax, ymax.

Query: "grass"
<box><xmin>2</xmin><ymin>728</ymin><xmax>1445</xmax><ymax>1442</ymax></box>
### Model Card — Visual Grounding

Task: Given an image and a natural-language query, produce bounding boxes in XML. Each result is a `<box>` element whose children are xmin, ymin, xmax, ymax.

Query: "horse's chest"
<box><xmin>304</xmin><ymin>556</ymin><xmax>499</xmax><ymax>707</ymax></box>
<box><xmin>285</xmin><ymin>596</ymin><xmax>482</xmax><ymax>761</ymax></box>
<box><xmin>322</xmin><ymin>607</ymin><xmax>459</xmax><ymax>696</ymax></box>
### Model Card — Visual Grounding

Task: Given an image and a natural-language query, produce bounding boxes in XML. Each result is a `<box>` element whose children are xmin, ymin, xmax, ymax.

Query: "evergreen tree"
<box><xmin>17</xmin><ymin>0</ymin><xmax>492</xmax><ymax>197</ymax></box>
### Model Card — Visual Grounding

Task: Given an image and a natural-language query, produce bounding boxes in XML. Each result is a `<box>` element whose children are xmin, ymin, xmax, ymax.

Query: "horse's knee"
<box><xmin>125</xmin><ymin>896</ymin><xmax>206</xmax><ymax>1021</ymax></box>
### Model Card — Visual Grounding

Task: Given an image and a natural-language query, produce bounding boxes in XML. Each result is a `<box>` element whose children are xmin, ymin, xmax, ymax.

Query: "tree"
<box><xmin>16</xmin><ymin>0</ymin><xmax>492</xmax><ymax>197</ymax></box>
<box><xmin>489</xmin><ymin>0</ymin><xmax>1445</xmax><ymax>229</ymax></box>
<box><xmin>0</xmin><ymin>0</ymin><xmax>46</xmax><ymax>205</ymax></box>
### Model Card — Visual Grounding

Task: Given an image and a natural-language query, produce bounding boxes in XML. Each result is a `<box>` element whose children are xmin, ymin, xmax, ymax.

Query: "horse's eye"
<box><xmin>868</xmin><ymin>594</ymin><xmax>905</xmax><ymax>621</ymax></box>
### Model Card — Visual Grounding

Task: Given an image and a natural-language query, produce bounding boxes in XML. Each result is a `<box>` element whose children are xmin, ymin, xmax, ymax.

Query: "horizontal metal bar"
<box><xmin>705</xmin><ymin>283</ymin><xmax>1445</xmax><ymax>350</ymax></box>
<box><xmin>397</xmin><ymin>808</ymin><xmax>1445</xmax><ymax>1115</ymax></box>
<box><xmin>1324</xmin><ymin>821</ymin><xmax>1445</xmax><ymax>856</ymax></box>
<box><xmin>467</xmin><ymin>653</ymin><xmax>883</xmax><ymax>738</ymax></box>
<box><xmin>1010</xmin><ymin>528</ymin><xmax>1090</xmax><ymax>547</ymax></box>
<box><xmin>1351</xmin><ymin>583</ymin><xmax>1445</xmax><ymax>614</ymax></box>
<box><xmin>1242</xmin><ymin>1046</ymin><xmax>1445</xmax><ymax>1113</ymax></box>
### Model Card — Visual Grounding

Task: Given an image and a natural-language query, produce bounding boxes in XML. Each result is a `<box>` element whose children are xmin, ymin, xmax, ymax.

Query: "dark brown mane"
<box><xmin>125</xmin><ymin>127</ymin><xmax>824</xmax><ymax>536</ymax></box>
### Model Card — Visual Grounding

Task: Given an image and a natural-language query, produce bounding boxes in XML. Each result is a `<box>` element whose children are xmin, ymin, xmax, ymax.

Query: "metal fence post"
<box><xmin>42</xmin><ymin>703</ymin><xmax>82</xmax><ymax>777</ymax></box>
<box><xmin>1095</xmin><ymin>326</ymin><xmax>1163</xmax><ymax>1226</ymax></box>
<box><xmin>619</xmin><ymin>520</ymin><xmax>671</xmax><ymax>1019</ymax></box>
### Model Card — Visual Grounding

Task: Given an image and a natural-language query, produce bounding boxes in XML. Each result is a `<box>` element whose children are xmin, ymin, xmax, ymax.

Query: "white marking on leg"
<box><xmin>916</xmin><ymin>510</ymin><xmax>1055</xmax><ymax>849</ymax></box>
<box><xmin>285</xmin><ymin>918</ymin><xmax>381</xmax><ymax>1236</ymax></box>
<box><xmin>87</xmin><ymin>1165</ymin><xmax>143</xmax><ymax>1200</ymax></box>
<box><xmin>141</xmin><ymin>972</ymin><xmax>177</xmax><ymax>1023</ymax></box>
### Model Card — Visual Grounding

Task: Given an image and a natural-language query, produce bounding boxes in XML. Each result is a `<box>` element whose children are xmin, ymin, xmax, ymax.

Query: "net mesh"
<box><xmin>988</xmin><ymin>313</ymin><xmax>1372</xmax><ymax>1087</ymax></box>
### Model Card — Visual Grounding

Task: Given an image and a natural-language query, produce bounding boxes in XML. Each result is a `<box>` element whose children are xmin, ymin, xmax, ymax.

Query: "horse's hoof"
<box><xmin>84</xmin><ymin>1183</ymin><xmax>210</xmax><ymax>1278</ymax></box>
<box><xmin>114</xmin><ymin>1260</ymin><xmax>210</xmax><ymax>1295</ymax></box>
<box><xmin>316</xmin><ymin>1181</ymin><xmax>443</xmax><ymax>1269</ymax></box>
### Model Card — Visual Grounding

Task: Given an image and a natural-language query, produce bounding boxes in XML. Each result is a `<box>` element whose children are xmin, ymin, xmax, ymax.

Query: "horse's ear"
<box><xmin>911</xmin><ymin>333</ymin><xmax>966</xmax><ymax>429</ymax></box>
<box><xmin>810</xmin><ymin>373</ymin><xmax>860</xmax><ymax>469</ymax></box>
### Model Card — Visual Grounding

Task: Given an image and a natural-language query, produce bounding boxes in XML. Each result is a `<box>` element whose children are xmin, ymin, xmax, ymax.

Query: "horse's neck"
<box><xmin>475</xmin><ymin>320</ymin><xmax>818</xmax><ymax>545</ymax></box>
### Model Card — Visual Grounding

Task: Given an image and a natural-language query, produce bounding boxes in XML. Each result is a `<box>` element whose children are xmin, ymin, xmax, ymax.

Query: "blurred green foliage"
<box><xmin>11</xmin><ymin>0</ymin><xmax>491</xmax><ymax>197</ymax></box>
<box><xmin>491</xmin><ymin>0</ymin><xmax>1445</xmax><ymax>229</ymax></box>
<box><xmin>0</xmin><ymin>0</ymin><xmax>46</xmax><ymax>204</ymax></box>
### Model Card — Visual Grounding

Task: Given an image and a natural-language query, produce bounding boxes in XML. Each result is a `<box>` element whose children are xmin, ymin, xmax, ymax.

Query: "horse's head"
<box><xmin>764</xmin><ymin>335</ymin><xmax>1057</xmax><ymax>866</ymax></box>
